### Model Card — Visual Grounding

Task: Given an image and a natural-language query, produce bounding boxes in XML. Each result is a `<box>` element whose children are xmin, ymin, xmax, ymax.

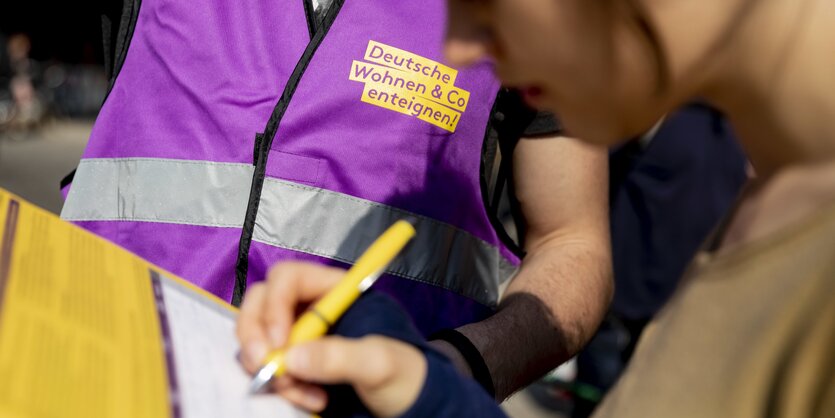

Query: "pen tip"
<box><xmin>249</xmin><ymin>375</ymin><xmax>270</xmax><ymax>394</ymax></box>
<box><xmin>249</xmin><ymin>363</ymin><xmax>279</xmax><ymax>394</ymax></box>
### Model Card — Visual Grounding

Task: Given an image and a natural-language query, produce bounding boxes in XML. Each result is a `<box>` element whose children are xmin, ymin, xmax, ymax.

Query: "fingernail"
<box><xmin>285</xmin><ymin>347</ymin><xmax>309</xmax><ymax>371</ymax></box>
<box><xmin>246</xmin><ymin>341</ymin><xmax>268</xmax><ymax>365</ymax></box>
<box><xmin>269</xmin><ymin>325</ymin><xmax>285</xmax><ymax>347</ymax></box>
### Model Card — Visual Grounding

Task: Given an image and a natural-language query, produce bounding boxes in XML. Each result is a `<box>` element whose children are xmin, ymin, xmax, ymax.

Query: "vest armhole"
<box><xmin>479</xmin><ymin>90</ymin><xmax>530</xmax><ymax>260</ymax></box>
<box><xmin>302</xmin><ymin>0</ymin><xmax>317</xmax><ymax>39</ymax></box>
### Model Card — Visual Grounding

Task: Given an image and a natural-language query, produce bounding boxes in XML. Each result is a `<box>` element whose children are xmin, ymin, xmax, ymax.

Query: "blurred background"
<box><xmin>0</xmin><ymin>1</ymin><xmax>106</xmax><ymax>213</ymax></box>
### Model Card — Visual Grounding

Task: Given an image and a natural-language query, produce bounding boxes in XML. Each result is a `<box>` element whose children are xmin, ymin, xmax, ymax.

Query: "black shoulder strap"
<box><xmin>102</xmin><ymin>0</ymin><xmax>142</xmax><ymax>99</ymax></box>
<box><xmin>479</xmin><ymin>89</ymin><xmax>538</xmax><ymax>257</ymax></box>
<box><xmin>302</xmin><ymin>0</ymin><xmax>317</xmax><ymax>39</ymax></box>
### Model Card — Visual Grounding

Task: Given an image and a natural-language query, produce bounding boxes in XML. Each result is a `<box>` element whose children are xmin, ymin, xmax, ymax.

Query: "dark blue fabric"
<box><xmin>322</xmin><ymin>292</ymin><xmax>505</xmax><ymax>418</ymax></box>
<box><xmin>398</xmin><ymin>349</ymin><xmax>507</xmax><ymax>418</ymax></box>
<box><xmin>570</xmin><ymin>104</ymin><xmax>748</xmax><ymax>418</ymax></box>
<box><xmin>608</xmin><ymin>104</ymin><xmax>748</xmax><ymax>319</ymax></box>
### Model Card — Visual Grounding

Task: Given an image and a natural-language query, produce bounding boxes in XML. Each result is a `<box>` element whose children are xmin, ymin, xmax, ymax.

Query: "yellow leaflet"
<box><xmin>0</xmin><ymin>190</ymin><xmax>171</xmax><ymax>418</ymax></box>
<box><xmin>0</xmin><ymin>191</ymin><xmax>7</xmax><ymax>248</ymax></box>
<box><xmin>361</xmin><ymin>83</ymin><xmax>462</xmax><ymax>133</ymax></box>
<box><xmin>349</xmin><ymin>60</ymin><xmax>471</xmax><ymax>112</ymax></box>
<box><xmin>364</xmin><ymin>40</ymin><xmax>458</xmax><ymax>86</ymax></box>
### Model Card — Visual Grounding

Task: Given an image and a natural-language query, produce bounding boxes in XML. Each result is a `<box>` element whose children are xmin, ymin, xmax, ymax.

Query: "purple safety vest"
<box><xmin>61</xmin><ymin>0</ymin><xmax>521</xmax><ymax>335</ymax></box>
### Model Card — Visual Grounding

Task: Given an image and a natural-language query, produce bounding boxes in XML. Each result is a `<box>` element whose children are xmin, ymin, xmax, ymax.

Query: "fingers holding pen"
<box><xmin>261</xmin><ymin>262</ymin><xmax>344</xmax><ymax>346</ymax></box>
<box><xmin>236</xmin><ymin>256</ymin><xmax>428</xmax><ymax>417</ymax></box>
<box><xmin>284</xmin><ymin>336</ymin><xmax>428</xmax><ymax>418</ymax></box>
<box><xmin>236</xmin><ymin>262</ymin><xmax>348</xmax><ymax>413</ymax></box>
<box><xmin>236</xmin><ymin>282</ymin><xmax>269</xmax><ymax>372</ymax></box>
<box><xmin>237</xmin><ymin>262</ymin><xmax>344</xmax><ymax>370</ymax></box>
<box><xmin>270</xmin><ymin>375</ymin><xmax>329</xmax><ymax>413</ymax></box>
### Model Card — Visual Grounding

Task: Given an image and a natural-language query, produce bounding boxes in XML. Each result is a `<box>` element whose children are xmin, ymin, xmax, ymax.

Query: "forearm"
<box><xmin>457</xmin><ymin>238</ymin><xmax>612</xmax><ymax>400</ymax></box>
<box><xmin>429</xmin><ymin>137</ymin><xmax>612</xmax><ymax>400</ymax></box>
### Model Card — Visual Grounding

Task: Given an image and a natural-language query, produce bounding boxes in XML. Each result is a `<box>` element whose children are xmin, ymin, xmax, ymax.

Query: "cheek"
<box><xmin>491</xmin><ymin>0</ymin><xmax>563</xmax><ymax>62</ymax></box>
<box><xmin>543</xmin><ymin>32</ymin><xmax>667</xmax><ymax>143</ymax></box>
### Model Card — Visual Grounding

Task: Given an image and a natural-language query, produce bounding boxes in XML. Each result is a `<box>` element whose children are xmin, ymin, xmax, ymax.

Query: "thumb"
<box><xmin>285</xmin><ymin>336</ymin><xmax>427</xmax><ymax>418</ymax></box>
<box><xmin>284</xmin><ymin>336</ymin><xmax>396</xmax><ymax>389</ymax></box>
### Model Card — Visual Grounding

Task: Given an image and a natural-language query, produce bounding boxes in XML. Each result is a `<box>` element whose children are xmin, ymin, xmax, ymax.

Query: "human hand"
<box><xmin>236</xmin><ymin>262</ymin><xmax>427</xmax><ymax>416</ymax></box>
<box><xmin>283</xmin><ymin>335</ymin><xmax>427</xmax><ymax>417</ymax></box>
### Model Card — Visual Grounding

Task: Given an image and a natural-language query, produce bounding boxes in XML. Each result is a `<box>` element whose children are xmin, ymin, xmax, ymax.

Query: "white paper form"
<box><xmin>155</xmin><ymin>273</ymin><xmax>308</xmax><ymax>418</ymax></box>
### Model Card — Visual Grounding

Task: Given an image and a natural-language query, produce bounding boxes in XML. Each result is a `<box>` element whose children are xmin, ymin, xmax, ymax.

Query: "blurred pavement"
<box><xmin>0</xmin><ymin>120</ymin><xmax>89</xmax><ymax>213</ymax></box>
<box><xmin>504</xmin><ymin>389</ymin><xmax>569</xmax><ymax>418</ymax></box>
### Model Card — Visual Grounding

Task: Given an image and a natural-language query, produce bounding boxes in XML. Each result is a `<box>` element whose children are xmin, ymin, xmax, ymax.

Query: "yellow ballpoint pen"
<box><xmin>249</xmin><ymin>219</ymin><xmax>417</xmax><ymax>393</ymax></box>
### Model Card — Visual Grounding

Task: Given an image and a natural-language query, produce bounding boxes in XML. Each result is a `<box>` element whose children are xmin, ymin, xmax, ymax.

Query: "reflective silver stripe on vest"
<box><xmin>62</xmin><ymin>158</ymin><xmax>517</xmax><ymax>306</ymax></box>
<box><xmin>61</xmin><ymin>158</ymin><xmax>254</xmax><ymax>227</ymax></box>
<box><xmin>254</xmin><ymin>177</ymin><xmax>517</xmax><ymax>306</ymax></box>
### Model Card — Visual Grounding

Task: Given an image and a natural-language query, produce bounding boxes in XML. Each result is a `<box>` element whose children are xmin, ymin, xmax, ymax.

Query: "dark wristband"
<box><xmin>429</xmin><ymin>329</ymin><xmax>496</xmax><ymax>398</ymax></box>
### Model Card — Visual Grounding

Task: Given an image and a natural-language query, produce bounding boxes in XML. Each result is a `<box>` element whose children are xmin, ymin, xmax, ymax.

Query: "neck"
<box><xmin>699</xmin><ymin>0</ymin><xmax>835</xmax><ymax>177</ymax></box>
<box><xmin>649</xmin><ymin>0</ymin><xmax>835</xmax><ymax>250</ymax></box>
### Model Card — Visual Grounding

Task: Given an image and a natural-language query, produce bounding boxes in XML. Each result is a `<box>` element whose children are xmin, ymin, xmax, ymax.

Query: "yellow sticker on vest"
<box><xmin>349</xmin><ymin>41</ymin><xmax>470</xmax><ymax>133</ymax></box>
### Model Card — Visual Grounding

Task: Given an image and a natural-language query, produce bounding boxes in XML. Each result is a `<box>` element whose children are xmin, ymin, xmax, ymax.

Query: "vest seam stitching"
<box><xmin>78</xmin><ymin>158</ymin><xmax>254</xmax><ymax>168</ymax></box>
<box><xmin>62</xmin><ymin>216</ymin><xmax>243</xmax><ymax>228</ymax></box>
